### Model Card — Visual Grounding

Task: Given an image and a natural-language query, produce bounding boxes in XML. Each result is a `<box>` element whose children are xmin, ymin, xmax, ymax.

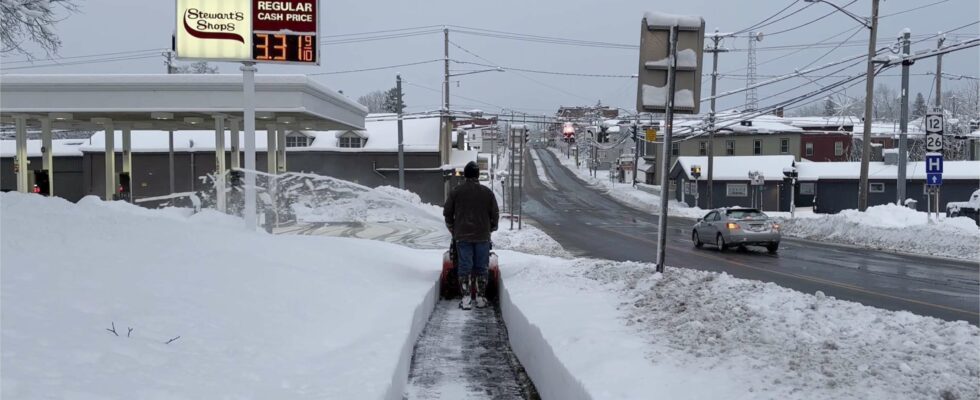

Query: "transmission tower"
<box><xmin>744</xmin><ymin>31</ymin><xmax>763</xmax><ymax>111</ymax></box>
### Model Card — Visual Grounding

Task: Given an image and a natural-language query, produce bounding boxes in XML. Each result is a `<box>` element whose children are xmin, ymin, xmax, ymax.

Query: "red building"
<box><xmin>800</xmin><ymin>132</ymin><xmax>852</xmax><ymax>161</ymax></box>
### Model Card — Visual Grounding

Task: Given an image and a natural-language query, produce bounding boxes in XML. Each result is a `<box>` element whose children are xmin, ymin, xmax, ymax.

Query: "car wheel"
<box><xmin>716</xmin><ymin>234</ymin><xmax>726</xmax><ymax>252</ymax></box>
<box><xmin>767</xmin><ymin>242</ymin><xmax>779</xmax><ymax>254</ymax></box>
<box><xmin>692</xmin><ymin>230</ymin><xmax>703</xmax><ymax>248</ymax></box>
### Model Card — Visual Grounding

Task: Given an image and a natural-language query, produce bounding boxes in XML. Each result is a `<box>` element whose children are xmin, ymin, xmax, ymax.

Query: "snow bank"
<box><xmin>503</xmin><ymin>254</ymin><xmax>980</xmax><ymax>399</ymax></box>
<box><xmin>776</xmin><ymin>204</ymin><xmax>980</xmax><ymax>261</ymax></box>
<box><xmin>0</xmin><ymin>192</ymin><xmax>440</xmax><ymax>399</ymax></box>
<box><xmin>492</xmin><ymin>221</ymin><xmax>569</xmax><ymax>258</ymax></box>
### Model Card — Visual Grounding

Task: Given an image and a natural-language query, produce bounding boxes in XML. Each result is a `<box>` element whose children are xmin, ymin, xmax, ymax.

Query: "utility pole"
<box><xmin>857</xmin><ymin>0</ymin><xmax>880</xmax><ymax>212</ymax></box>
<box><xmin>932</xmin><ymin>34</ymin><xmax>945</xmax><ymax>217</ymax></box>
<box><xmin>897</xmin><ymin>29</ymin><xmax>912</xmax><ymax>204</ymax></box>
<box><xmin>935</xmin><ymin>35</ymin><xmax>945</xmax><ymax>108</ymax></box>
<box><xmin>705</xmin><ymin>30</ymin><xmax>729</xmax><ymax>209</ymax></box>
<box><xmin>630</xmin><ymin>113</ymin><xmax>640</xmax><ymax>187</ymax></box>
<box><xmin>519</xmin><ymin>114</ymin><xmax>526</xmax><ymax>229</ymax></box>
<box><xmin>163</xmin><ymin>51</ymin><xmax>175</xmax><ymax>74</ymax></box>
<box><xmin>396</xmin><ymin>74</ymin><xmax>405</xmax><ymax>189</ymax></box>
<box><xmin>442</xmin><ymin>27</ymin><xmax>451</xmax><ymax>199</ymax></box>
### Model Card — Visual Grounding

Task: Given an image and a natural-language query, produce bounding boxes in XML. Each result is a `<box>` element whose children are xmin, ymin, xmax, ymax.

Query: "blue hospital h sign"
<box><xmin>925</xmin><ymin>154</ymin><xmax>943</xmax><ymax>174</ymax></box>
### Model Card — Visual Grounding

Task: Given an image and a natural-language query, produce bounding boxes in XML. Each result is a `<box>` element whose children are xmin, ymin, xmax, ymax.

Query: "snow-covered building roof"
<box><xmin>447</xmin><ymin>149</ymin><xmax>478</xmax><ymax>169</ymax></box>
<box><xmin>0</xmin><ymin>139</ymin><xmax>87</xmax><ymax>157</ymax></box>
<box><xmin>672</xmin><ymin>155</ymin><xmax>797</xmax><ymax>181</ymax></box>
<box><xmin>75</xmin><ymin>114</ymin><xmax>443</xmax><ymax>154</ymax></box>
<box><xmin>796</xmin><ymin>160</ymin><xmax>980</xmax><ymax>181</ymax></box>
<box><xmin>784</xmin><ymin>116</ymin><xmax>860</xmax><ymax>130</ymax></box>
<box><xmin>80</xmin><ymin>131</ymin><xmax>271</xmax><ymax>153</ymax></box>
<box><xmin>311</xmin><ymin>114</ymin><xmax>440</xmax><ymax>152</ymax></box>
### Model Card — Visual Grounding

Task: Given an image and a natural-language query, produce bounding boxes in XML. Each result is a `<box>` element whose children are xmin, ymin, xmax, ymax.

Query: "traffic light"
<box><xmin>115</xmin><ymin>172</ymin><xmax>131</xmax><ymax>201</ymax></box>
<box><xmin>33</xmin><ymin>170</ymin><xmax>50</xmax><ymax>196</ymax></box>
<box><xmin>525</xmin><ymin>131</ymin><xmax>530</xmax><ymax>143</ymax></box>
<box><xmin>637</xmin><ymin>12</ymin><xmax>705</xmax><ymax>114</ymax></box>
<box><xmin>691</xmin><ymin>165</ymin><xmax>702</xmax><ymax>179</ymax></box>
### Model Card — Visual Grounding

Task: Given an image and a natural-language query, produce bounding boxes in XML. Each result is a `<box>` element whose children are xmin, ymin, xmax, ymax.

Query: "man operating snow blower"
<box><xmin>444</xmin><ymin>161</ymin><xmax>499</xmax><ymax>310</ymax></box>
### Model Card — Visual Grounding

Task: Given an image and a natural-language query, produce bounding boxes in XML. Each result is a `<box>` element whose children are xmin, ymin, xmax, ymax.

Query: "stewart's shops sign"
<box><xmin>175</xmin><ymin>0</ymin><xmax>319</xmax><ymax>65</ymax></box>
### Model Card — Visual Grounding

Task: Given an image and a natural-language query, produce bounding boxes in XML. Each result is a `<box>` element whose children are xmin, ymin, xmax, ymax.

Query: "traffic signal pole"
<box><xmin>655</xmin><ymin>25</ymin><xmax>679</xmax><ymax>274</ymax></box>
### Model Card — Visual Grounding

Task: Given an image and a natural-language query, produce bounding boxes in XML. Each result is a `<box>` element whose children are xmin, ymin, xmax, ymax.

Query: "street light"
<box><xmin>805</xmin><ymin>0</ymin><xmax>879</xmax><ymax>211</ymax></box>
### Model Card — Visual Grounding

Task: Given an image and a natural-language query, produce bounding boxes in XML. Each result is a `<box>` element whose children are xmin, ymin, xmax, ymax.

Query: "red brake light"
<box><xmin>726</xmin><ymin>222</ymin><xmax>739</xmax><ymax>230</ymax></box>
<box><xmin>32</xmin><ymin>185</ymin><xmax>40</xmax><ymax>194</ymax></box>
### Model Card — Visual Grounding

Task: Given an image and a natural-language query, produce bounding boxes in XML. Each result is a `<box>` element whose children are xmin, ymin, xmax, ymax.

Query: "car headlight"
<box><xmin>771</xmin><ymin>222</ymin><xmax>780</xmax><ymax>231</ymax></box>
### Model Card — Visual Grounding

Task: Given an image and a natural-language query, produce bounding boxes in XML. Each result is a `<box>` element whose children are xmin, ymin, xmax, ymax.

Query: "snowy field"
<box><xmin>544</xmin><ymin>147</ymin><xmax>980</xmax><ymax>260</ymax></box>
<box><xmin>4</xmin><ymin>179</ymin><xmax>977</xmax><ymax>399</ymax></box>
<box><xmin>1</xmin><ymin>193</ymin><xmax>440</xmax><ymax>399</ymax></box>
<box><xmin>503</xmin><ymin>255</ymin><xmax>980</xmax><ymax>400</ymax></box>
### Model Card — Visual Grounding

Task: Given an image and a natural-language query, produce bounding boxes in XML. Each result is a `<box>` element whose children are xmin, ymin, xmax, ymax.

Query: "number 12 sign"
<box><xmin>925</xmin><ymin>109</ymin><xmax>943</xmax><ymax>152</ymax></box>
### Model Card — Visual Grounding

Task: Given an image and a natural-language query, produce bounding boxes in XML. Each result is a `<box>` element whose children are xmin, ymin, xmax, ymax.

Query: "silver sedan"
<box><xmin>692</xmin><ymin>208</ymin><xmax>781</xmax><ymax>253</ymax></box>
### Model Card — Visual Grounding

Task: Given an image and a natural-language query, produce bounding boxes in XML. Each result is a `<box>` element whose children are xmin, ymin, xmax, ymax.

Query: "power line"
<box><xmin>733</xmin><ymin>0</ymin><xmax>804</xmax><ymax>34</ymax></box>
<box><xmin>765</xmin><ymin>0</ymin><xmax>859</xmax><ymax>37</ymax></box>
<box><xmin>309</xmin><ymin>59</ymin><xmax>442</xmax><ymax>75</ymax></box>
<box><xmin>452</xmin><ymin>59</ymin><xmax>633</xmax><ymax>78</ymax></box>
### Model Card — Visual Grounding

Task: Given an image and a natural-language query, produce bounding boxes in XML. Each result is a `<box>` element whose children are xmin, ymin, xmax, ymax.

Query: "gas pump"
<box><xmin>32</xmin><ymin>170</ymin><xmax>50</xmax><ymax>196</ymax></box>
<box><xmin>114</xmin><ymin>172</ymin><xmax>131</xmax><ymax>202</ymax></box>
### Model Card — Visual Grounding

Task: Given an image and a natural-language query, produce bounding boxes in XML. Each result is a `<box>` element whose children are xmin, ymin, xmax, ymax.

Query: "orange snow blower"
<box><xmin>440</xmin><ymin>240</ymin><xmax>500</xmax><ymax>301</ymax></box>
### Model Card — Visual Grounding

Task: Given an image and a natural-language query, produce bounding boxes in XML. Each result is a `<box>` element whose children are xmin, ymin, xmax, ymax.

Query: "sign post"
<box><xmin>638</xmin><ymin>11</ymin><xmax>705</xmax><ymax>273</ymax></box>
<box><xmin>175</xmin><ymin>0</ymin><xmax>320</xmax><ymax>230</ymax></box>
<box><xmin>924</xmin><ymin>108</ymin><xmax>943</xmax><ymax>222</ymax></box>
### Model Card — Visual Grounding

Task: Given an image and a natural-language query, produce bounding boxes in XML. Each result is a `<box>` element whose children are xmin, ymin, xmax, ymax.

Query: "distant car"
<box><xmin>692</xmin><ymin>208</ymin><xmax>781</xmax><ymax>253</ymax></box>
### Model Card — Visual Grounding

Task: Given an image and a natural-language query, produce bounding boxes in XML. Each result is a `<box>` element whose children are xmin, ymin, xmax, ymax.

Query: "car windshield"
<box><xmin>726</xmin><ymin>209</ymin><xmax>768</xmax><ymax>220</ymax></box>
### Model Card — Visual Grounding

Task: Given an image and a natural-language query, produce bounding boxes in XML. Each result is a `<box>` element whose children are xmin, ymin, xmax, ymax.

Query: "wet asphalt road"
<box><xmin>523</xmin><ymin>146</ymin><xmax>980</xmax><ymax>325</ymax></box>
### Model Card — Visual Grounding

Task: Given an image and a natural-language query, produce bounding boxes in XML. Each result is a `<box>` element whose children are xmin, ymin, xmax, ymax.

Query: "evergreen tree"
<box><xmin>912</xmin><ymin>92</ymin><xmax>927</xmax><ymax>119</ymax></box>
<box><xmin>823</xmin><ymin>97</ymin><xmax>836</xmax><ymax>117</ymax></box>
<box><xmin>382</xmin><ymin>87</ymin><xmax>406</xmax><ymax>113</ymax></box>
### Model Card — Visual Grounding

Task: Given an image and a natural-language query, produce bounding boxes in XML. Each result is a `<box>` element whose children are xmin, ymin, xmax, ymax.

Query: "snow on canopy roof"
<box><xmin>672</xmin><ymin>155</ymin><xmax>796</xmax><ymax>181</ymax></box>
<box><xmin>0</xmin><ymin>139</ymin><xmax>85</xmax><ymax>157</ymax></box>
<box><xmin>308</xmin><ymin>114</ymin><xmax>440</xmax><ymax>153</ymax></box>
<box><xmin>796</xmin><ymin>160</ymin><xmax>980</xmax><ymax>181</ymax></box>
<box><xmin>81</xmin><ymin>130</ymin><xmax>270</xmax><ymax>153</ymax></box>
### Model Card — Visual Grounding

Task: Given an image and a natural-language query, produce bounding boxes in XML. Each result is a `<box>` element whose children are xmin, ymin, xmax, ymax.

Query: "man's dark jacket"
<box><xmin>444</xmin><ymin>179</ymin><xmax>499</xmax><ymax>242</ymax></box>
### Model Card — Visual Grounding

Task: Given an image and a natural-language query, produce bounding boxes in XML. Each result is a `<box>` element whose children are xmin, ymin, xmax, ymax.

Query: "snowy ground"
<box><xmin>1</xmin><ymin>193</ymin><xmax>439</xmax><ymax>399</ymax></box>
<box><xmin>503</xmin><ymin>254</ymin><xmax>980</xmax><ymax>400</ymax></box>
<box><xmin>774</xmin><ymin>204</ymin><xmax>980</xmax><ymax>261</ymax></box>
<box><xmin>5</xmin><ymin>171</ymin><xmax>977</xmax><ymax>399</ymax></box>
<box><xmin>544</xmin><ymin>146</ymin><xmax>980</xmax><ymax>260</ymax></box>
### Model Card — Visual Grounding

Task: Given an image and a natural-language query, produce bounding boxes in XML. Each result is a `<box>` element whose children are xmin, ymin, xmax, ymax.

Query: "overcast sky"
<box><xmin>3</xmin><ymin>0</ymin><xmax>978</xmax><ymax>117</ymax></box>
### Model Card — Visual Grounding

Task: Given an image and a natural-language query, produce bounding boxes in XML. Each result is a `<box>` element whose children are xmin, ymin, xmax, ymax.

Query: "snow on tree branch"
<box><xmin>0</xmin><ymin>0</ymin><xmax>79</xmax><ymax>58</ymax></box>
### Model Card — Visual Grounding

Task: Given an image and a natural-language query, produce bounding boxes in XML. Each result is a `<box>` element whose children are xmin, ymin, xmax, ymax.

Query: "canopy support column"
<box><xmin>214</xmin><ymin>114</ymin><xmax>227</xmax><ymax>212</ymax></box>
<box><xmin>14</xmin><ymin>115</ymin><xmax>28</xmax><ymax>193</ymax></box>
<box><xmin>41</xmin><ymin>117</ymin><xmax>53</xmax><ymax>196</ymax></box>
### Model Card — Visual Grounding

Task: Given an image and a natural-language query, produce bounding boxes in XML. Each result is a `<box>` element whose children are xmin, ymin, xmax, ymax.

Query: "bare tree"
<box><xmin>0</xmin><ymin>0</ymin><xmax>79</xmax><ymax>58</ymax></box>
<box><xmin>174</xmin><ymin>61</ymin><xmax>219</xmax><ymax>74</ymax></box>
<box><xmin>357</xmin><ymin>90</ymin><xmax>387</xmax><ymax>113</ymax></box>
<box><xmin>873</xmin><ymin>84</ymin><xmax>898</xmax><ymax>122</ymax></box>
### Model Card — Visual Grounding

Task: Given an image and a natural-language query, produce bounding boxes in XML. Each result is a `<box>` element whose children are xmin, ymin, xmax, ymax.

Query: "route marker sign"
<box><xmin>925</xmin><ymin>109</ymin><xmax>943</xmax><ymax>152</ymax></box>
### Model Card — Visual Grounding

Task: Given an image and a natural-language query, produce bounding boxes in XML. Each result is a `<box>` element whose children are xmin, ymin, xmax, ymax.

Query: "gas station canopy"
<box><xmin>0</xmin><ymin>74</ymin><xmax>367</xmax><ymax>130</ymax></box>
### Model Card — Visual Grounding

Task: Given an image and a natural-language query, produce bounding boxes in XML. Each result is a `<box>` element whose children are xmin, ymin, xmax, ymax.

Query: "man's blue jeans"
<box><xmin>456</xmin><ymin>241</ymin><xmax>490</xmax><ymax>279</ymax></box>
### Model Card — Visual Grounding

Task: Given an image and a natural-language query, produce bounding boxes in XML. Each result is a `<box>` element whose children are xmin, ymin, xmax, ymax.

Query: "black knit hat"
<box><xmin>464</xmin><ymin>161</ymin><xmax>479</xmax><ymax>178</ymax></box>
